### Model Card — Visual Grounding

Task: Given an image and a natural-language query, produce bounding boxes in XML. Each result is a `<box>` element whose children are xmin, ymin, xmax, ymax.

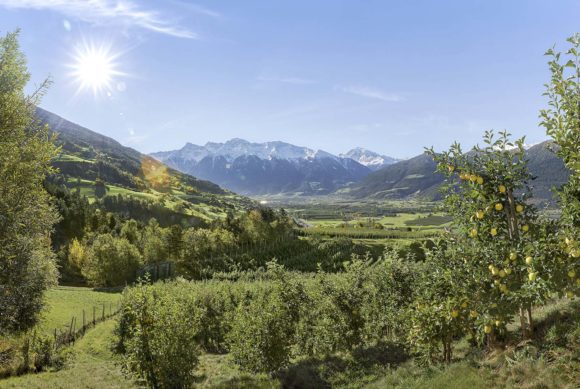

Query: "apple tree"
<box><xmin>426</xmin><ymin>131</ymin><xmax>548</xmax><ymax>340</ymax></box>
<box><xmin>539</xmin><ymin>34</ymin><xmax>580</xmax><ymax>300</ymax></box>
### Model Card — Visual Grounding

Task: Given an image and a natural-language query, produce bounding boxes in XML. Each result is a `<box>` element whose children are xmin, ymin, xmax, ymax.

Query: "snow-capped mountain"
<box><xmin>340</xmin><ymin>147</ymin><xmax>398</xmax><ymax>171</ymax></box>
<box><xmin>176</xmin><ymin>138</ymin><xmax>320</xmax><ymax>162</ymax></box>
<box><xmin>151</xmin><ymin>139</ymin><xmax>373</xmax><ymax>195</ymax></box>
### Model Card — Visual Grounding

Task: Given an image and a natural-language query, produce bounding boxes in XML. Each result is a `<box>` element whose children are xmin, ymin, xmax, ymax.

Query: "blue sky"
<box><xmin>1</xmin><ymin>0</ymin><xmax>578</xmax><ymax>158</ymax></box>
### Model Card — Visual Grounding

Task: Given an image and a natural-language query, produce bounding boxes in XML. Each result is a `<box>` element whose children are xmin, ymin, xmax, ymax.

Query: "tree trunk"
<box><xmin>526</xmin><ymin>305</ymin><xmax>534</xmax><ymax>335</ymax></box>
<box><xmin>520</xmin><ymin>306</ymin><xmax>530</xmax><ymax>339</ymax></box>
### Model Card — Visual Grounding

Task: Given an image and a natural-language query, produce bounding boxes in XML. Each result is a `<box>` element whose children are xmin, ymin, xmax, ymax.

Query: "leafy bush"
<box><xmin>82</xmin><ymin>234</ymin><xmax>142</xmax><ymax>287</ymax></box>
<box><xmin>228</xmin><ymin>263</ymin><xmax>304</xmax><ymax>373</ymax></box>
<box><xmin>119</xmin><ymin>281</ymin><xmax>200</xmax><ymax>388</ymax></box>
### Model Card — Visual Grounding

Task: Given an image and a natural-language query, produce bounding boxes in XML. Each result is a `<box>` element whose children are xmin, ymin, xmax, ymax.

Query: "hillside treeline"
<box><xmin>48</xmin><ymin>181</ymin><xmax>399</xmax><ymax>286</ymax></box>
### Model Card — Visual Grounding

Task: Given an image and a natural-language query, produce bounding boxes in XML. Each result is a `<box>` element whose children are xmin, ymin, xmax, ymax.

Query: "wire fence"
<box><xmin>52</xmin><ymin>302</ymin><xmax>120</xmax><ymax>350</ymax></box>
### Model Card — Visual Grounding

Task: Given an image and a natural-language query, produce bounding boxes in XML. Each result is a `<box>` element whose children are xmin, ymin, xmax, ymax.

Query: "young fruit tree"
<box><xmin>426</xmin><ymin>131</ymin><xmax>549</xmax><ymax>342</ymax></box>
<box><xmin>539</xmin><ymin>34</ymin><xmax>580</xmax><ymax>300</ymax></box>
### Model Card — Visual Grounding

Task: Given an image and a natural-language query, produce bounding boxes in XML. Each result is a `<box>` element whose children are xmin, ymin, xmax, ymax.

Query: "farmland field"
<box><xmin>38</xmin><ymin>286</ymin><xmax>122</xmax><ymax>336</ymax></box>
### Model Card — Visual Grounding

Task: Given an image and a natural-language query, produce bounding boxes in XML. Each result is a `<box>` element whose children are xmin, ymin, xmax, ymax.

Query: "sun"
<box><xmin>70</xmin><ymin>42</ymin><xmax>123</xmax><ymax>96</ymax></box>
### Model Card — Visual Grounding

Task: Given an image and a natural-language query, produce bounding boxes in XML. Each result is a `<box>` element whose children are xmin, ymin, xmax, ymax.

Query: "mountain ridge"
<box><xmin>341</xmin><ymin>141</ymin><xmax>569</xmax><ymax>203</ymax></box>
<box><xmin>35</xmin><ymin>107</ymin><xmax>253</xmax><ymax>224</ymax></box>
<box><xmin>151</xmin><ymin>139</ymin><xmax>394</xmax><ymax>195</ymax></box>
<box><xmin>339</xmin><ymin>147</ymin><xmax>399</xmax><ymax>170</ymax></box>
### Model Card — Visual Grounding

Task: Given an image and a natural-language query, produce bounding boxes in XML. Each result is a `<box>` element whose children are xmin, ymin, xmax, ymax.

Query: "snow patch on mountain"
<box><xmin>340</xmin><ymin>147</ymin><xmax>398</xmax><ymax>170</ymax></box>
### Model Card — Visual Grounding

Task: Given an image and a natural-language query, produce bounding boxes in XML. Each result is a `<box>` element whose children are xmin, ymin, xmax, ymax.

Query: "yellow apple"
<box><xmin>568</xmin><ymin>270</ymin><xmax>576</xmax><ymax>278</ymax></box>
<box><xmin>477</xmin><ymin>176</ymin><xmax>484</xmax><ymax>185</ymax></box>
<box><xmin>491</xmin><ymin>303</ymin><xmax>497</xmax><ymax>308</ymax></box>
<box><xmin>522</xmin><ymin>224</ymin><xmax>529</xmax><ymax>232</ymax></box>
<box><xmin>528</xmin><ymin>272</ymin><xmax>537</xmax><ymax>282</ymax></box>
<box><xmin>469</xmin><ymin>228</ymin><xmax>478</xmax><ymax>238</ymax></box>
<box><xmin>499</xmin><ymin>270</ymin><xmax>506</xmax><ymax>278</ymax></box>
<box><xmin>509</xmin><ymin>252</ymin><xmax>517</xmax><ymax>261</ymax></box>
<box><xmin>495</xmin><ymin>203</ymin><xmax>504</xmax><ymax>211</ymax></box>
<box><xmin>475</xmin><ymin>210</ymin><xmax>485</xmax><ymax>219</ymax></box>
<box><xmin>447</xmin><ymin>165</ymin><xmax>455</xmax><ymax>172</ymax></box>
<box><xmin>505</xmin><ymin>268</ymin><xmax>512</xmax><ymax>275</ymax></box>
<box><xmin>461</xmin><ymin>301</ymin><xmax>468</xmax><ymax>308</ymax></box>
<box><xmin>491</xmin><ymin>267</ymin><xmax>499</xmax><ymax>276</ymax></box>
<box><xmin>484</xmin><ymin>325</ymin><xmax>492</xmax><ymax>334</ymax></box>
<box><xmin>499</xmin><ymin>284</ymin><xmax>508</xmax><ymax>293</ymax></box>
<box><xmin>566</xmin><ymin>291</ymin><xmax>574</xmax><ymax>299</ymax></box>
<box><xmin>490</xmin><ymin>228</ymin><xmax>498</xmax><ymax>236</ymax></box>
<box><xmin>495</xmin><ymin>320</ymin><xmax>502</xmax><ymax>327</ymax></box>
<box><xmin>470</xmin><ymin>310</ymin><xmax>478</xmax><ymax>318</ymax></box>
<box><xmin>451</xmin><ymin>310</ymin><xmax>459</xmax><ymax>318</ymax></box>
<box><xmin>516</xmin><ymin>204</ymin><xmax>524</xmax><ymax>213</ymax></box>
<box><xmin>525</xmin><ymin>256</ymin><xmax>533</xmax><ymax>265</ymax></box>
<box><xmin>499</xmin><ymin>185</ymin><xmax>506</xmax><ymax>193</ymax></box>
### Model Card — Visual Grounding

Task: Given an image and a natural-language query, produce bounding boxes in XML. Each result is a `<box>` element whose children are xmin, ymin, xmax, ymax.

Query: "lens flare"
<box><xmin>69</xmin><ymin>41</ymin><xmax>124</xmax><ymax>97</ymax></box>
<box><xmin>141</xmin><ymin>157</ymin><xmax>171</xmax><ymax>190</ymax></box>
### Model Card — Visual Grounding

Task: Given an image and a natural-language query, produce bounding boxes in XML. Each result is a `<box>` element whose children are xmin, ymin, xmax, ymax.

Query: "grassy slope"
<box><xmin>0</xmin><ymin>287</ymin><xmax>129</xmax><ymax>388</ymax></box>
<box><xmin>39</xmin><ymin>107</ymin><xmax>253</xmax><ymax>222</ymax></box>
<box><xmin>0</xmin><ymin>320</ymin><xmax>136</xmax><ymax>389</ymax></box>
<box><xmin>369</xmin><ymin>299</ymin><xmax>579</xmax><ymax>389</ymax></box>
<box><xmin>38</xmin><ymin>287</ymin><xmax>121</xmax><ymax>336</ymax></box>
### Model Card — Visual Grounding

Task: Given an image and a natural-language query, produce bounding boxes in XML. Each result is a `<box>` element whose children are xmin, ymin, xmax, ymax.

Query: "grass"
<box><xmin>66</xmin><ymin>178</ymin><xmax>158</xmax><ymax>202</ymax></box>
<box><xmin>38</xmin><ymin>286</ymin><xmax>122</xmax><ymax>337</ymax></box>
<box><xmin>369</xmin><ymin>298</ymin><xmax>580</xmax><ymax>389</ymax></box>
<box><xmin>64</xmin><ymin>178</ymin><xmax>235</xmax><ymax>221</ymax></box>
<box><xmin>55</xmin><ymin>154</ymin><xmax>94</xmax><ymax>163</ymax></box>
<box><xmin>0</xmin><ymin>320</ymin><xmax>136</xmax><ymax>389</ymax></box>
<box><xmin>366</xmin><ymin>362</ymin><xmax>491</xmax><ymax>389</ymax></box>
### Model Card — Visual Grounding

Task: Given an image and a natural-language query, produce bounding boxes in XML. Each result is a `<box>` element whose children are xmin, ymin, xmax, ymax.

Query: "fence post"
<box><xmin>83</xmin><ymin>310</ymin><xmax>86</xmax><ymax>334</ymax></box>
<box><xmin>102</xmin><ymin>304</ymin><xmax>105</xmax><ymax>321</ymax></box>
<box><xmin>69</xmin><ymin>317</ymin><xmax>74</xmax><ymax>343</ymax></box>
<box><xmin>93</xmin><ymin>306</ymin><xmax>96</xmax><ymax>325</ymax></box>
<box><xmin>72</xmin><ymin>317</ymin><xmax>76</xmax><ymax>343</ymax></box>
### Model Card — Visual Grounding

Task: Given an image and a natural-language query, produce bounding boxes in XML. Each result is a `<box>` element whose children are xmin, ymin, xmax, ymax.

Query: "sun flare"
<box><xmin>70</xmin><ymin>42</ymin><xmax>122</xmax><ymax>96</ymax></box>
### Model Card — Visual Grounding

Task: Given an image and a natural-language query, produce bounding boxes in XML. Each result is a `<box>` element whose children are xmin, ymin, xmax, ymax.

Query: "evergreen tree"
<box><xmin>0</xmin><ymin>30</ymin><xmax>59</xmax><ymax>332</ymax></box>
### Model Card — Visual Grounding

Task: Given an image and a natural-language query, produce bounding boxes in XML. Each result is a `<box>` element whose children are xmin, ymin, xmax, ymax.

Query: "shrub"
<box><xmin>82</xmin><ymin>234</ymin><xmax>142</xmax><ymax>287</ymax></box>
<box><xmin>120</xmin><ymin>281</ymin><xmax>200</xmax><ymax>388</ymax></box>
<box><xmin>228</xmin><ymin>263</ymin><xmax>304</xmax><ymax>373</ymax></box>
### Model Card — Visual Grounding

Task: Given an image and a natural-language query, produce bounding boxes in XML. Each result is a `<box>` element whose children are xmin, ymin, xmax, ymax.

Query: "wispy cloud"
<box><xmin>0</xmin><ymin>0</ymin><xmax>197</xmax><ymax>38</ymax></box>
<box><xmin>337</xmin><ymin>85</ymin><xmax>403</xmax><ymax>102</ymax></box>
<box><xmin>169</xmin><ymin>0</ymin><xmax>222</xmax><ymax>20</ymax></box>
<box><xmin>257</xmin><ymin>75</ymin><xmax>317</xmax><ymax>85</ymax></box>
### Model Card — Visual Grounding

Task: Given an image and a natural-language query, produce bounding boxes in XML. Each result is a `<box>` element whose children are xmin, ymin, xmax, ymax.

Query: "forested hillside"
<box><xmin>36</xmin><ymin>107</ymin><xmax>253</xmax><ymax>224</ymax></box>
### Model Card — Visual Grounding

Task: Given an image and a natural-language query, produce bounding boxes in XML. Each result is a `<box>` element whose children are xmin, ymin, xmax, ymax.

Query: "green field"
<box><xmin>65</xmin><ymin>178</ymin><xmax>237</xmax><ymax>220</ymax></box>
<box><xmin>0</xmin><ymin>320</ymin><xmax>135</xmax><ymax>389</ymax></box>
<box><xmin>38</xmin><ymin>286</ymin><xmax>121</xmax><ymax>336</ymax></box>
